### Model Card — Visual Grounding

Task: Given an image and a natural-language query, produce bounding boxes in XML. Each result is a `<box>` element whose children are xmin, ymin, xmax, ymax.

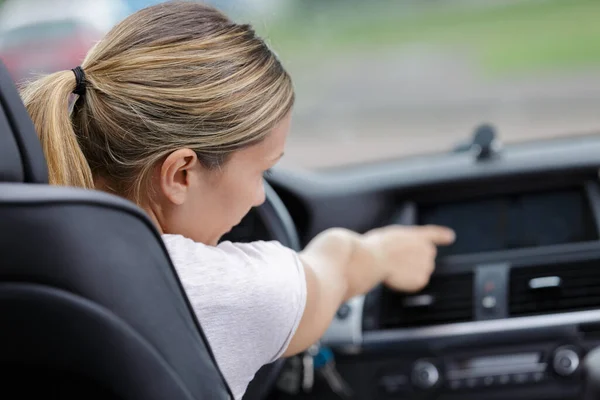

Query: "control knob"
<box><xmin>411</xmin><ymin>360</ymin><xmax>440</xmax><ymax>390</ymax></box>
<box><xmin>553</xmin><ymin>346</ymin><xmax>580</xmax><ymax>377</ymax></box>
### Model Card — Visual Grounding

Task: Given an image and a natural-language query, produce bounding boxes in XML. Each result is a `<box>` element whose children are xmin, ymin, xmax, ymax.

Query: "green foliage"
<box><xmin>256</xmin><ymin>0</ymin><xmax>600</xmax><ymax>76</ymax></box>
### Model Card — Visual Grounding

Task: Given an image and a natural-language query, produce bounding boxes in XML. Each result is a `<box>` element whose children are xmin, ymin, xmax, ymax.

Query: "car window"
<box><xmin>224</xmin><ymin>0</ymin><xmax>600</xmax><ymax>170</ymax></box>
<box><xmin>2</xmin><ymin>0</ymin><xmax>599</xmax><ymax>170</ymax></box>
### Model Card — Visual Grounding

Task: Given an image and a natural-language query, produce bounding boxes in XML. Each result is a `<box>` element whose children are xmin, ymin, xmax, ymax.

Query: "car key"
<box><xmin>301</xmin><ymin>343</ymin><xmax>320</xmax><ymax>392</ymax></box>
<box><xmin>315</xmin><ymin>346</ymin><xmax>354</xmax><ymax>399</ymax></box>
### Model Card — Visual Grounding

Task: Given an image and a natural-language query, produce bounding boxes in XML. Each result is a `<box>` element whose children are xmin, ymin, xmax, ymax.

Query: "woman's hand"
<box><xmin>364</xmin><ymin>224</ymin><xmax>455</xmax><ymax>293</ymax></box>
<box><xmin>285</xmin><ymin>224</ymin><xmax>455</xmax><ymax>356</ymax></box>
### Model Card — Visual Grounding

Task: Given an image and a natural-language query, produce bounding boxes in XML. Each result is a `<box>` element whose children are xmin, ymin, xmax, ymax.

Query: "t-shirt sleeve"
<box><xmin>162</xmin><ymin>235</ymin><xmax>307</xmax><ymax>400</ymax></box>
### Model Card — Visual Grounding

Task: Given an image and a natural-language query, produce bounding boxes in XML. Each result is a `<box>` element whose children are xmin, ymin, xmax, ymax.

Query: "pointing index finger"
<box><xmin>417</xmin><ymin>225</ymin><xmax>456</xmax><ymax>246</ymax></box>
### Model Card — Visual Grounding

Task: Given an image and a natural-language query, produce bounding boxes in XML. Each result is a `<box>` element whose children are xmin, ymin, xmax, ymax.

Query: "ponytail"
<box><xmin>20</xmin><ymin>71</ymin><xmax>94</xmax><ymax>188</ymax></box>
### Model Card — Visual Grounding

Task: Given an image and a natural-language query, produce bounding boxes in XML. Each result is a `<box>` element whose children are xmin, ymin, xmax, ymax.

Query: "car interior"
<box><xmin>243</xmin><ymin>125</ymin><xmax>600</xmax><ymax>399</ymax></box>
<box><xmin>228</xmin><ymin>113</ymin><xmax>600</xmax><ymax>397</ymax></box>
<box><xmin>4</xmin><ymin>22</ymin><xmax>600</xmax><ymax>399</ymax></box>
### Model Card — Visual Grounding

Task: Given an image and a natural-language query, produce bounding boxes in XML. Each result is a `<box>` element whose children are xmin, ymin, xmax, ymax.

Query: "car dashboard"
<box><xmin>356</xmin><ymin>180</ymin><xmax>600</xmax><ymax>400</ymax></box>
<box><xmin>231</xmin><ymin>132</ymin><xmax>600</xmax><ymax>400</ymax></box>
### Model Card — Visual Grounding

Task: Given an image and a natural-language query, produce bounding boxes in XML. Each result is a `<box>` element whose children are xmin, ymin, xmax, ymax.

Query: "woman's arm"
<box><xmin>284</xmin><ymin>225</ymin><xmax>455</xmax><ymax>356</ymax></box>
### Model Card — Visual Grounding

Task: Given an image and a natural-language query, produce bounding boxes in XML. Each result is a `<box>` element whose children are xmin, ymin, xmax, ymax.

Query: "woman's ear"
<box><xmin>159</xmin><ymin>148</ymin><xmax>199</xmax><ymax>205</ymax></box>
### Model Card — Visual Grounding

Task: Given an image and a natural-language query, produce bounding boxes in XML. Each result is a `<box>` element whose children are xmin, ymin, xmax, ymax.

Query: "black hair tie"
<box><xmin>71</xmin><ymin>66</ymin><xmax>86</xmax><ymax>96</ymax></box>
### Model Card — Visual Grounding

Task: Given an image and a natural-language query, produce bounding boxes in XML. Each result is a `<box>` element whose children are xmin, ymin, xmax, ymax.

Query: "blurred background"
<box><xmin>1</xmin><ymin>0</ymin><xmax>599</xmax><ymax>170</ymax></box>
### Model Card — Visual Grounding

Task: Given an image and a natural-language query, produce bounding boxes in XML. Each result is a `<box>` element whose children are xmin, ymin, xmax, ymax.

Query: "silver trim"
<box><xmin>447</xmin><ymin>363</ymin><xmax>546</xmax><ymax>380</ymax></box>
<box><xmin>529</xmin><ymin>276</ymin><xmax>561</xmax><ymax>290</ymax></box>
<box><xmin>403</xmin><ymin>294</ymin><xmax>434</xmax><ymax>308</ymax></box>
<box><xmin>321</xmin><ymin>295</ymin><xmax>365</xmax><ymax>346</ymax></box>
<box><xmin>468</xmin><ymin>353</ymin><xmax>540</xmax><ymax>367</ymax></box>
<box><xmin>362</xmin><ymin>309</ymin><xmax>600</xmax><ymax>344</ymax></box>
<box><xmin>321</xmin><ymin>290</ymin><xmax>600</xmax><ymax>348</ymax></box>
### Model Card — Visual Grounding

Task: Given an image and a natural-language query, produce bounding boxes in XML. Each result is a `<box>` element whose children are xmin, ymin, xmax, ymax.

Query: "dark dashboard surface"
<box><xmin>418</xmin><ymin>187</ymin><xmax>598</xmax><ymax>257</ymax></box>
<box><xmin>234</xmin><ymin>132</ymin><xmax>600</xmax><ymax>400</ymax></box>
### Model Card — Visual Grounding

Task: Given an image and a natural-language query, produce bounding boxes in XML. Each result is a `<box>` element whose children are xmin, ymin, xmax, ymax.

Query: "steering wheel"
<box><xmin>224</xmin><ymin>181</ymin><xmax>301</xmax><ymax>400</ymax></box>
<box><xmin>255</xmin><ymin>181</ymin><xmax>301</xmax><ymax>251</ymax></box>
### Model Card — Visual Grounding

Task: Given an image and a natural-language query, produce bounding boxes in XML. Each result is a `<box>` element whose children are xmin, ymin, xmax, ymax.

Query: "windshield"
<box><xmin>2</xmin><ymin>0</ymin><xmax>599</xmax><ymax>170</ymax></box>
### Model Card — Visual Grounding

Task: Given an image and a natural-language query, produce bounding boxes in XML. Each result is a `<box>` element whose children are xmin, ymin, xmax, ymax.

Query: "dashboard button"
<box><xmin>336</xmin><ymin>303</ymin><xmax>351</xmax><ymax>319</ymax></box>
<box><xmin>411</xmin><ymin>361</ymin><xmax>439</xmax><ymax>390</ymax></box>
<box><xmin>482</xmin><ymin>295</ymin><xmax>497</xmax><ymax>309</ymax></box>
<box><xmin>475</xmin><ymin>264</ymin><xmax>509</xmax><ymax>320</ymax></box>
<box><xmin>482</xmin><ymin>376</ymin><xmax>494</xmax><ymax>386</ymax></box>
<box><xmin>498</xmin><ymin>374</ymin><xmax>510</xmax><ymax>385</ymax></box>
<box><xmin>448</xmin><ymin>379</ymin><xmax>462</xmax><ymax>390</ymax></box>
<box><xmin>553</xmin><ymin>347</ymin><xmax>580</xmax><ymax>376</ymax></box>
<box><xmin>533</xmin><ymin>371</ymin><xmax>545</xmax><ymax>382</ymax></box>
<box><xmin>465</xmin><ymin>377</ymin><xmax>478</xmax><ymax>388</ymax></box>
<box><xmin>379</xmin><ymin>374</ymin><xmax>409</xmax><ymax>395</ymax></box>
<box><xmin>513</xmin><ymin>373</ymin><xmax>529</xmax><ymax>384</ymax></box>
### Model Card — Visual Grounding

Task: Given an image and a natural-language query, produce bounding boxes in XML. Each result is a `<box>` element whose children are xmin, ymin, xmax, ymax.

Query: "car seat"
<box><xmin>0</xmin><ymin>61</ymin><xmax>232</xmax><ymax>400</ymax></box>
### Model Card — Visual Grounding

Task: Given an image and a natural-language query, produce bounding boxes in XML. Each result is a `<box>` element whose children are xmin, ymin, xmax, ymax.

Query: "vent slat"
<box><xmin>379</xmin><ymin>273</ymin><xmax>474</xmax><ymax>329</ymax></box>
<box><xmin>509</xmin><ymin>260</ymin><xmax>600</xmax><ymax>317</ymax></box>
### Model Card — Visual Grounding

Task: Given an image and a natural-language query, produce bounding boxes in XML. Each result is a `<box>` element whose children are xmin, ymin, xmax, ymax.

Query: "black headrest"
<box><xmin>0</xmin><ymin>61</ymin><xmax>48</xmax><ymax>183</ymax></box>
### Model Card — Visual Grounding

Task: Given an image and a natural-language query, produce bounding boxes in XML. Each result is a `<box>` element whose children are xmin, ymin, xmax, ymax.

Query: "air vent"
<box><xmin>509</xmin><ymin>260</ymin><xmax>600</xmax><ymax>317</ymax></box>
<box><xmin>379</xmin><ymin>273</ymin><xmax>474</xmax><ymax>329</ymax></box>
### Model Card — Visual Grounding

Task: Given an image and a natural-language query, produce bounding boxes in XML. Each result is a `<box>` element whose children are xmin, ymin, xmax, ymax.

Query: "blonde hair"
<box><xmin>20</xmin><ymin>1</ymin><xmax>294</xmax><ymax>203</ymax></box>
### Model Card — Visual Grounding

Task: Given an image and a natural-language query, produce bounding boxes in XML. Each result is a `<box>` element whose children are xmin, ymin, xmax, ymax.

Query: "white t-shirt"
<box><xmin>162</xmin><ymin>234</ymin><xmax>308</xmax><ymax>400</ymax></box>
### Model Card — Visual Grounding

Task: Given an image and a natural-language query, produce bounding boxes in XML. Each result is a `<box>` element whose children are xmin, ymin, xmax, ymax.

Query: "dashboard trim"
<box><xmin>362</xmin><ymin>309</ymin><xmax>600</xmax><ymax>345</ymax></box>
<box><xmin>322</xmin><ymin>295</ymin><xmax>365</xmax><ymax>346</ymax></box>
<box><xmin>270</xmin><ymin>136</ymin><xmax>600</xmax><ymax>198</ymax></box>
<box><xmin>323</xmin><ymin>297</ymin><xmax>600</xmax><ymax>348</ymax></box>
<box><xmin>438</xmin><ymin>240</ymin><xmax>600</xmax><ymax>271</ymax></box>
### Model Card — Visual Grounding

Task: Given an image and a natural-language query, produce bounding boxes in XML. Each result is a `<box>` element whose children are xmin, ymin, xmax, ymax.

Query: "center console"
<box><xmin>322</xmin><ymin>177</ymin><xmax>600</xmax><ymax>400</ymax></box>
<box><xmin>375</xmin><ymin>344</ymin><xmax>585</xmax><ymax>399</ymax></box>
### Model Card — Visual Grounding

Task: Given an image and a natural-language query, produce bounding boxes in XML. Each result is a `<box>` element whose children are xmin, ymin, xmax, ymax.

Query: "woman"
<box><xmin>21</xmin><ymin>2</ymin><xmax>455</xmax><ymax>398</ymax></box>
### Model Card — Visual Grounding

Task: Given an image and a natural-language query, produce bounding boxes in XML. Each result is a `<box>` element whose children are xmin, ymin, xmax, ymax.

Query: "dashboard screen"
<box><xmin>418</xmin><ymin>189</ymin><xmax>598</xmax><ymax>256</ymax></box>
